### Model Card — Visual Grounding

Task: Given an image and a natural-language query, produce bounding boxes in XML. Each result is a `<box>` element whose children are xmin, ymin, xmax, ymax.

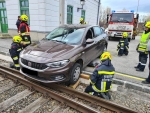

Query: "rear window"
<box><xmin>46</xmin><ymin>27</ymin><xmax>85</xmax><ymax>45</ymax></box>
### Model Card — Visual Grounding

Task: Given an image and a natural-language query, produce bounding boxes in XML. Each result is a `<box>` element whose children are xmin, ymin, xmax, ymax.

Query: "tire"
<box><xmin>128</xmin><ymin>38</ymin><xmax>131</xmax><ymax>42</ymax></box>
<box><xmin>68</xmin><ymin>63</ymin><xmax>81</xmax><ymax>85</ymax></box>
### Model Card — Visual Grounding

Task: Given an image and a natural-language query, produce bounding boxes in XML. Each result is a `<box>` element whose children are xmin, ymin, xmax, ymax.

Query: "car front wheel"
<box><xmin>69</xmin><ymin>63</ymin><xmax>81</xmax><ymax>85</ymax></box>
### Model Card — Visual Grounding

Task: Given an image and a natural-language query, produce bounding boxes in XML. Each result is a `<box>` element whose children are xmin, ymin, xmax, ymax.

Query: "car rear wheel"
<box><xmin>68</xmin><ymin>63</ymin><xmax>81</xmax><ymax>85</ymax></box>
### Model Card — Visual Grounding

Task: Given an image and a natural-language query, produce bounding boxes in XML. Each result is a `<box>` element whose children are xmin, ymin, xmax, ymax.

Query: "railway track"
<box><xmin>0</xmin><ymin>65</ymin><xmax>137</xmax><ymax>113</ymax></box>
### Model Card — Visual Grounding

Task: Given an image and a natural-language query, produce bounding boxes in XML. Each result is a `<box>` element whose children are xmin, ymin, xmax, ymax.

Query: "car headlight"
<box><xmin>46</xmin><ymin>60</ymin><xmax>69</xmax><ymax>68</ymax></box>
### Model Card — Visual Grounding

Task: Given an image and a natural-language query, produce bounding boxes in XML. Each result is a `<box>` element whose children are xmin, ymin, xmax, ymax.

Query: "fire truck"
<box><xmin>107</xmin><ymin>10</ymin><xmax>139</xmax><ymax>42</ymax></box>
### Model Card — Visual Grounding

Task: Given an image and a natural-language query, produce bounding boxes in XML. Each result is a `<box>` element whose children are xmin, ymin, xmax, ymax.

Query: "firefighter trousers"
<box><xmin>136</xmin><ymin>53</ymin><xmax>148</xmax><ymax>71</ymax></box>
<box><xmin>21</xmin><ymin>35</ymin><xmax>31</xmax><ymax>48</ymax></box>
<box><xmin>118</xmin><ymin>48</ymin><xmax>128</xmax><ymax>56</ymax></box>
<box><xmin>84</xmin><ymin>85</ymin><xmax>111</xmax><ymax>100</ymax></box>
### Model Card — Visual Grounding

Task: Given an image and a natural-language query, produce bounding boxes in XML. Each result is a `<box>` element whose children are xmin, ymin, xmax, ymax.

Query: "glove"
<box><xmin>136</xmin><ymin>44</ymin><xmax>139</xmax><ymax>51</ymax></box>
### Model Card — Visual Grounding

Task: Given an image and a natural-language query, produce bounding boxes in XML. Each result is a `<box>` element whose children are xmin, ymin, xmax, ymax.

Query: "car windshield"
<box><xmin>45</xmin><ymin>27</ymin><xmax>85</xmax><ymax>45</ymax></box>
<box><xmin>110</xmin><ymin>13</ymin><xmax>133</xmax><ymax>22</ymax></box>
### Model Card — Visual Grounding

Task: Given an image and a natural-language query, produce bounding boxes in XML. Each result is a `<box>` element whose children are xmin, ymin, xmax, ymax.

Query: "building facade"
<box><xmin>2</xmin><ymin>0</ymin><xmax>100</xmax><ymax>41</ymax></box>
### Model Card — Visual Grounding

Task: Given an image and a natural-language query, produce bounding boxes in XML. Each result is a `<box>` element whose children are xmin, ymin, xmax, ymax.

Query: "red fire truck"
<box><xmin>107</xmin><ymin>10</ymin><xmax>139</xmax><ymax>42</ymax></box>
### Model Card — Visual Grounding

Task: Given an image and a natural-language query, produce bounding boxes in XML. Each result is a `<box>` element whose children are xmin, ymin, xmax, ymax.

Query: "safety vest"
<box><xmin>92</xmin><ymin>71</ymin><xmax>114</xmax><ymax>92</ymax></box>
<box><xmin>138</xmin><ymin>32</ymin><xmax>150</xmax><ymax>53</ymax></box>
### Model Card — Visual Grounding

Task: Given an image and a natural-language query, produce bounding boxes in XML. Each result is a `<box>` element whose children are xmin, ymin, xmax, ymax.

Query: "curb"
<box><xmin>82</xmin><ymin>71</ymin><xmax>150</xmax><ymax>93</ymax></box>
<box><xmin>0</xmin><ymin>51</ymin><xmax>10</xmax><ymax>56</ymax></box>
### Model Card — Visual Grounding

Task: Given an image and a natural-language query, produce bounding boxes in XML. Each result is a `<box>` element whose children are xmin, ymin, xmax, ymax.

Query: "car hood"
<box><xmin>23</xmin><ymin>41</ymin><xmax>75</xmax><ymax>59</ymax></box>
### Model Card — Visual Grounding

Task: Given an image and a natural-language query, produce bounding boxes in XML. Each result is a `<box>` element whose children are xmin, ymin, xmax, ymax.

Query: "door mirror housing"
<box><xmin>86</xmin><ymin>39</ymin><xmax>94</xmax><ymax>44</ymax></box>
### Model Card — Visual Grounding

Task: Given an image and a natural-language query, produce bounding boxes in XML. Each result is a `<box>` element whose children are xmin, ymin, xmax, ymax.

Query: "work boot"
<box><xmin>134</xmin><ymin>66</ymin><xmax>139</xmax><ymax>69</ymax></box>
<box><xmin>10</xmin><ymin>64</ymin><xmax>15</xmax><ymax>68</ymax></box>
<box><xmin>142</xmin><ymin>80</ymin><xmax>150</xmax><ymax>84</ymax></box>
<box><xmin>136</xmin><ymin>68</ymin><xmax>144</xmax><ymax>72</ymax></box>
<box><xmin>15</xmin><ymin>67</ymin><xmax>20</xmax><ymax>70</ymax></box>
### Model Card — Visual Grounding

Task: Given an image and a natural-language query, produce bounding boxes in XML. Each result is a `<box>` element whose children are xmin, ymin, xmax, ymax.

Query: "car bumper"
<box><xmin>20</xmin><ymin>59</ymin><xmax>72</xmax><ymax>83</ymax></box>
<box><xmin>108</xmin><ymin>31</ymin><xmax>132</xmax><ymax>38</ymax></box>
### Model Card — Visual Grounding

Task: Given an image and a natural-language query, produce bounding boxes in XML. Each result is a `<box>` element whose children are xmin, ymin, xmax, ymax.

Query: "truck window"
<box><xmin>111</xmin><ymin>13</ymin><xmax>133</xmax><ymax>22</ymax></box>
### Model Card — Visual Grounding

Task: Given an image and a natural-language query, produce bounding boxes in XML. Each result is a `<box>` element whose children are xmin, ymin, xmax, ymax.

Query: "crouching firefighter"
<box><xmin>117</xmin><ymin>32</ymin><xmax>129</xmax><ymax>56</ymax></box>
<box><xmin>9</xmin><ymin>36</ymin><xmax>23</xmax><ymax>70</ymax></box>
<box><xmin>19</xmin><ymin>14</ymin><xmax>31</xmax><ymax>48</ymax></box>
<box><xmin>84</xmin><ymin>52</ymin><xmax>115</xmax><ymax>100</ymax></box>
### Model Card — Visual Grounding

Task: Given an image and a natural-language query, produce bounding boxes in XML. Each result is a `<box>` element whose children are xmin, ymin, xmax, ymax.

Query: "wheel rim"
<box><xmin>73</xmin><ymin>66</ymin><xmax>81</xmax><ymax>81</ymax></box>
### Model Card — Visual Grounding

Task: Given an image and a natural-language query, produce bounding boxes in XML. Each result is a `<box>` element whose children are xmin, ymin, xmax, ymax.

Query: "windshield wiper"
<box><xmin>119</xmin><ymin>20</ymin><xmax>129</xmax><ymax>22</ymax></box>
<box><xmin>52</xmin><ymin>40</ymin><xmax>66</xmax><ymax>44</ymax></box>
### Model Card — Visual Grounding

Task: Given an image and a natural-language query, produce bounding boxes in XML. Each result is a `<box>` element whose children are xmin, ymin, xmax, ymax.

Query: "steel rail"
<box><xmin>0</xmin><ymin>66</ymin><xmax>137</xmax><ymax>113</ymax></box>
<box><xmin>0</xmin><ymin>66</ymin><xmax>98</xmax><ymax>113</ymax></box>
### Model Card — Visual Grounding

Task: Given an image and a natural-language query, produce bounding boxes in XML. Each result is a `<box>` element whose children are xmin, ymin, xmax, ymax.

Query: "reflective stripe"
<box><xmin>98</xmin><ymin>71</ymin><xmax>115</xmax><ymax>75</ymax></box>
<box><xmin>90</xmin><ymin>79</ymin><xmax>95</xmax><ymax>85</ymax></box>
<box><xmin>103</xmin><ymin>82</ymin><xmax>106</xmax><ymax>91</ymax></box>
<box><xmin>92</xmin><ymin>84</ymin><xmax>109</xmax><ymax>92</ymax></box>
<box><xmin>15</xmin><ymin>64</ymin><xmax>20</xmax><ymax>67</ymax></box>
<box><xmin>120</xmin><ymin>41</ymin><xmax>124</xmax><ymax>42</ymax></box>
<box><xmin>120</xmin><ymin>48</ymin><xmax>124</xmax><ymax>49</ymax></box>
<box><xmin>13</xmin><ymin>56</ymin><xmax>18</xmax><ymax>60</ymax></box>
<box><xmin>21</xmin><ymin>41</ymin><xmax>30</xmax><ymax>45</ymax></box>
<box><xmin>17</xmin><ymin>48</ymin><xmax>22</xmax><ymax>51</ymax></box>
<box><xmin>21</xmin><ymin>32</ymin><xmax>30</xmax><ymax>36</ymax></box>
<box><xmin>141</xmin><ymin>63</ymin><xmax>146</xmax><ymax>66</ymax></box>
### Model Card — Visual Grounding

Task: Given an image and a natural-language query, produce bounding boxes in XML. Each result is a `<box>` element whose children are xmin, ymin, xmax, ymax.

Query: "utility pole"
<box><xmin>97</xmin><ymin>0</ymin><xmax>101</xmax><ymax>25</ymax></box>
<box><xmin>136</xmin><ymin>0</ymin><xmax>140</xmax><ymax>13</ymax></box>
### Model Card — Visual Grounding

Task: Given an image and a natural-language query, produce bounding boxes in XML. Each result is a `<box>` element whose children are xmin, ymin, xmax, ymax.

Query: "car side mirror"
<box><xmin>86</xmin><ymin>39</ymin><xmax>94</xmax><ymax>44</ymax></box>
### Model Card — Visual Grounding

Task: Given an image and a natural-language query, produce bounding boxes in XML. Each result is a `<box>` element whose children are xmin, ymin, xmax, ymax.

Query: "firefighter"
<box><xmin>80</xmin><ymin>18</ymin><xmax>86</xmax><ymax>24</ymax></box>
<box><xmin>9</xmin><ymin>36</ymin><xmax>23</xmax><ymax>70</ymax></box>
<box><xmin>19</xmin><ymin>14</ymin><xmax>31</xmax><ymax>48</ymax></box>
<box><xmin>135</xmin><ymin>21</ymin><xmax>150</xmax><ymax>72</ymax></box>
<box><xmin>117</xmin><ymin>32</ymin><xmax>129</xmax><ymax>56</ymax></box>
<box><xmin>84</xmin><ymin>52</ymin><xmax>115</xmax><ymax>100</ymax></box>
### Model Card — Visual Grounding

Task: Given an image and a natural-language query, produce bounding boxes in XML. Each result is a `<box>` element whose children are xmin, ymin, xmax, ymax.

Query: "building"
<box><xmin>1</xmin><ymin>0</ymin><xmax>100</xmax><ymax>41</ymax></box>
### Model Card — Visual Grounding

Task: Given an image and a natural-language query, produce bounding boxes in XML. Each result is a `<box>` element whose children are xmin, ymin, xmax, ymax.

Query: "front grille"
<box><xmin>21</xmin><ymin>58</ymin><xmax>48</xmax><ymax>70</ymax></box>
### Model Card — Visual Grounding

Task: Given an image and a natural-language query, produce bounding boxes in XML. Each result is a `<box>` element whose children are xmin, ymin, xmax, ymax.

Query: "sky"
<box><xmin>101</xmin><ymin>0</ymin><xmax>150</xmax><ymax>15</ymax></box>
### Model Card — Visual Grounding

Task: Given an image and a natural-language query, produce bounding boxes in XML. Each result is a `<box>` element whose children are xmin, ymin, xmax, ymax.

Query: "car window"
<box><xmin>93</xmin><ymin>27</ymin><xmax>102</xmax><ymax>37</ymax></box>
<box><xmin>85</xmin><ymin>29</ymin><xmax>94</xmax><ymax>40</ymax></box>
<box><xmin>46</xmin><ymin>27</ymin><xmax>85</xmax><ymax>45</ymax></box>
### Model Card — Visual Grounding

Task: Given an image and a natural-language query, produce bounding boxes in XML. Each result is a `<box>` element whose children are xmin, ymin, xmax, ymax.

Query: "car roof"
<box><xmin>59</xmin><ymin>24</ymin><xmax>95</xmax><ymax>29</ymax></box>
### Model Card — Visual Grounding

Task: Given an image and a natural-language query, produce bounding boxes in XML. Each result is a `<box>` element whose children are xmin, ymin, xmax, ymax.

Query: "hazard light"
<box><xmin>130</xmin><ymin>10</ymin><xmax>134</xmax><ymax>13</ymax></box>
<box><xmin>112</xmin><ymin>10</ymin><xmax>115</xmax><ymax>13</ymax></box>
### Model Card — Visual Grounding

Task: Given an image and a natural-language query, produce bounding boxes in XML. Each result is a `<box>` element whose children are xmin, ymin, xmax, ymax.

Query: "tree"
<box><xmin>99</xmin><ymin>6</ymin><xmax>111</xmax><ymax>27</ymax></box>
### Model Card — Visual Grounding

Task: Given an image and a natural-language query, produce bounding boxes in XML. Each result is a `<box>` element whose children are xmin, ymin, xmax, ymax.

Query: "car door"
<box><xmin>93</xmin><ymin>26</ymin><xmax>106</xmax><ymax>57</ymax></box>
<box><xmin>83</xmin><ymin>28</ymin><xmax>98</xmax><ymax>66</ymax></box>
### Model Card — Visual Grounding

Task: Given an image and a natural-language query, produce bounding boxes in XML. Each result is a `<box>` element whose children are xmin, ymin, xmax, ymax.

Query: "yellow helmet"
<box><xmin>80</xmin><ymin>18</ymin><xmax>84</xmax><ymax>22</ymax></box>
<box><xmin>100</xmin><ymin>52</ymin><xmax>112</xmax><ymax>61</ymax></box>
<box><xmin>122</xmin><ymin>32</ymin><xmax>128</xmax><ymax>38</ymax></box>
<box><xmin>84</xmin><ymin>21</ymin><xmax>86</xmax><ymax>24</ymax></box>
<box><xmin>21</xmin><ymin>14</ymin><xmax>28</xmax><ymax>21</ymax></box>
<box><xmin>145</xmin><ymin>21</ymin><xmax>150</xmax><ymax>28</ymax></box>
<box><xmin>13</xmin><ymin>36</ymin><xmax>22</xmax><ymax>43</ymax></box>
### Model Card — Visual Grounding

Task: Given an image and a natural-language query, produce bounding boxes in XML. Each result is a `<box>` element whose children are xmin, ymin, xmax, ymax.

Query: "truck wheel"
<box><xmin>68</xmin><ymin>63</ymin><xmax>81</xmax><ymax>85</ymax></box>
<box><xmin>128</xmin><ymin>38</ymin><xmax>131</xmax><ymax>42</ymax></box>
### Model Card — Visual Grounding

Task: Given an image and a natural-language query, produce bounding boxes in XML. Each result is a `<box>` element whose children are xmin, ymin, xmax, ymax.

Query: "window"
<box><xmin>20</xmin><ymin>0</ymin><xmax>29</xmax><ymax>24</ymax></box>
<box><xmin>67</xmin><ymin>5</ymin><xmax>73</xmax><ymax>24</ymax></box>
<box><xmin>46</xmin><ymin>27</ymin><xmax>85</xmax><ymax>45</ymax></box>
<box><xmin>81</xmin><ymin>10</ymin><xmax>85</xmax><ymax>20</ymax></box>
<box><xmin>93</xmin><ymin>27</ymin><xmax>102</xmax><ymax>37</ymax></box>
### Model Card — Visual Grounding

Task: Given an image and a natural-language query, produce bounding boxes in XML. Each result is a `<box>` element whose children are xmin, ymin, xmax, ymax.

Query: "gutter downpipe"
<box><xmin>96</xmin><ymin>0</ymin><xmax>101</xmax><ymax>25</ymax></box>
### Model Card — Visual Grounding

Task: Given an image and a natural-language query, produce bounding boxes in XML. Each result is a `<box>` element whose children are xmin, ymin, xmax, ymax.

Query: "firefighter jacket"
<box><xmin>137</xmin><ymin>31</ymin><xmax>150</xmax><ymax>53</ymax></box>
<box><xmin>90</xmin><ymin>59</ymin><xmax>115</xmax><ymax>92</ymax></box>
<box><xmin>19</xmin><ymin>22</ymin><xmax>31</xmax><ymax>45</ymax></box>
<box><xmin>9</xmin><ymin>42</ymin><xmax>23</xmax><ymax>58</ymax></box>
<box><xmin>117</xmin><ymin>38</ymin><xmax>129</xmax><ymax>51</ymax></box>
